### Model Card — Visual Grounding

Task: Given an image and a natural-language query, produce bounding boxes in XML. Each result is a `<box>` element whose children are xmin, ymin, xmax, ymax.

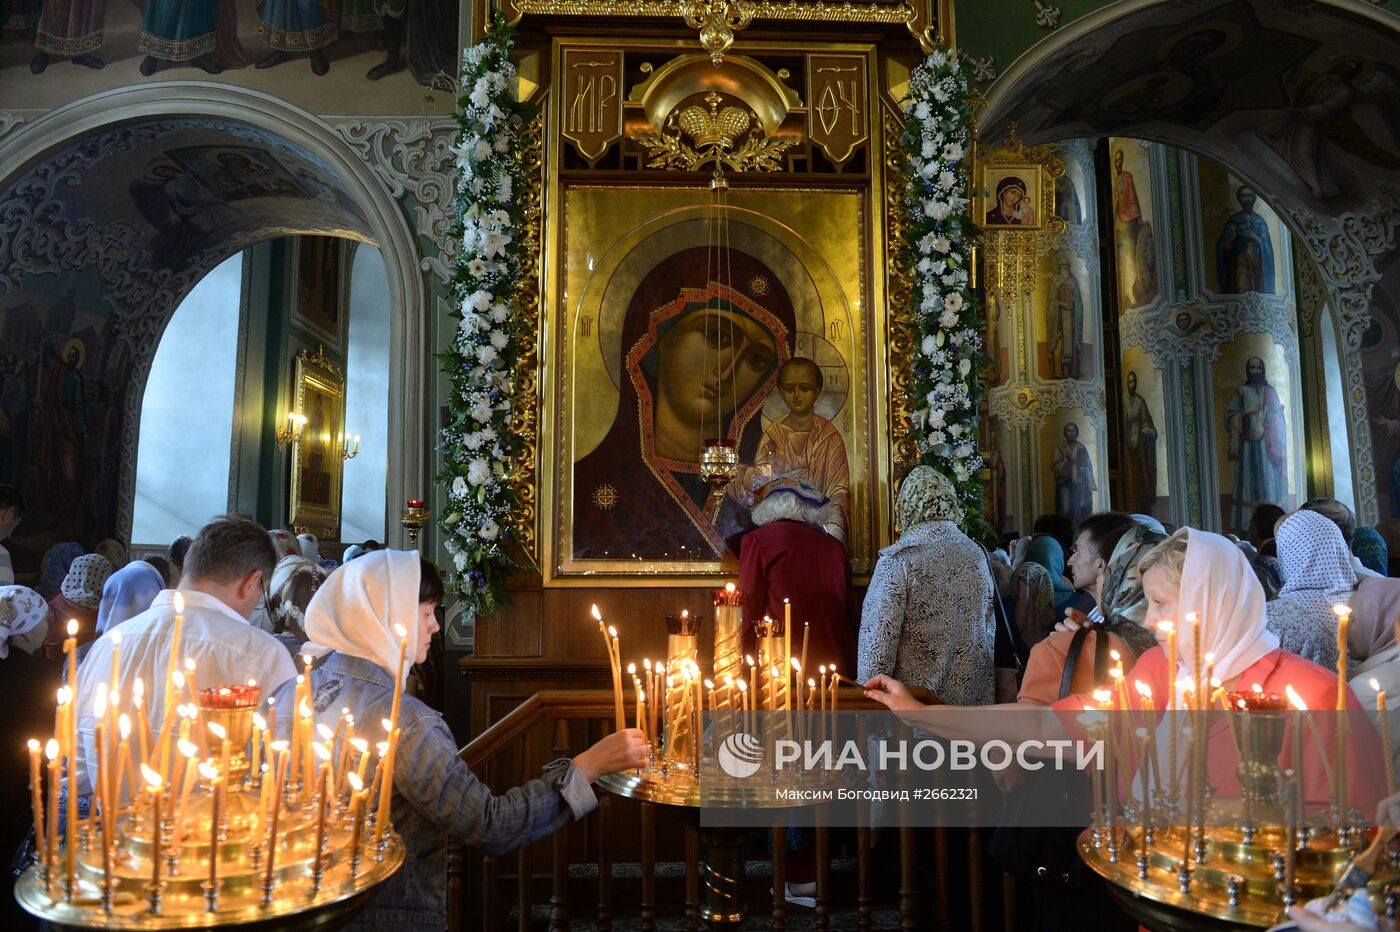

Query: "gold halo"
<box><xmin>61</xmin><ymin>338</ymin><xmax>86</xmax><ymax>370</ymax></box>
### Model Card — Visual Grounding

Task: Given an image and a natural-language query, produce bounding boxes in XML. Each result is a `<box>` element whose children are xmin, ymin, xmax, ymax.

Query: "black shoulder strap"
<box><xmin>979</xmin><ymin>544</ymin><xmax>1023</xmax><ymax>670</ymax></box>
<box><xmin>1058</xmin><ymin>623</ymin><xmax>1114</xmax><ymax>700</ymax></box>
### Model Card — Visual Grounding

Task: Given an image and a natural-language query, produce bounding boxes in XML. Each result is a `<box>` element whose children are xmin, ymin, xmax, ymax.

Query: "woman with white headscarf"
<box><xmin>267</xmin><ymin>549</ymin><xmax>647</xmax><ymax>931</ymax></box>
<box><xmin>864</xmin><ymin>528</ymin><xmax>1385</xmax><ymax>810</ymax></box>
<box><xmin>1265</xmin><ymin>509</ymin><xmax>1358</xmax><ymax>667</ymax></box>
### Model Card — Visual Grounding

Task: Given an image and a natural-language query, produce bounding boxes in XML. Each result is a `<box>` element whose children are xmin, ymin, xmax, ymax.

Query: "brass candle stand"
<box><xmin>596</xmin><ymin>585</ymin><xmax>847</xmax><ymax>927</ymax></box>
<box><xmin>17</xmin><ymin>688</ymin><xmax>405</xmax><ymax>930</ymax></box>
<box><xmin>1079</xmin><ymin>696</ymin><xmax>1400</xmax><ymax>930</ymax></box>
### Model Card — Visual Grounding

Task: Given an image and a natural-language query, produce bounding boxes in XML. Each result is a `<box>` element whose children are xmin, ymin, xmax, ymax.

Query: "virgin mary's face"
<box><xmin>657</xmin><ymin>306</ymin><xmax>777</xmax><ymax>432</ymax></box>
<box><xmin>999</xmin><ymin>186</ymin><xmax>1024</xmax><ymax>211</ymax></box>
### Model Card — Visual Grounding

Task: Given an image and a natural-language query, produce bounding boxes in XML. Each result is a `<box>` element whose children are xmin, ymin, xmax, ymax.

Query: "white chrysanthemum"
<box><xmin>928</xmin><ymin>200</ymin><xmax>951</xmax><ymax>221</ymax></box>
<box><xmin>942</xmin><ymin>142</ymin><xmax>963</xmax><ymax>161</ymax></box>
<box><xmin>938</xmin><ymin>310</ymin><xmax>959</xmax><ymax>329</ymax></box>
<box><xmin>489</xmin><ymin>303</ymin><xmax>510</xmax><ymax>323</ymax></box>
<box><xmin>467</xmin><ymin>258</ymin><xmax>487</xmax><ymax>277</ymax></box>
<box><xmin>937</xmin><ymin>171</ymin><xmax>957</xmax><ymax>191</ymax></box>
<box><xmin>467</xmin><ymin>458</ymin><xmax>492</xmax><ymax>486</ymax></box>
<box><xmin>476</xmin><ymin>345</ymin><xmax>498</xmax><ymax>366</ymax></box>
<box><xmin>452</xmin><ymin>476</ymin><xmax>468</xmax><ymax>498</ymax></box>
<box><xmin>453</xmin><ymin>551</ymin><xmax>470</xmax><ymax>571</ymax></box>
<box><xmin>932</xmin><ymin>236</ymin><xmax>951</xmax><ymax>254</ymax></box>
<box><xmin>921</xmin><ymin>334</ymin><xmax>937</xmax><ymax>356</ymax></box>
<box><xmin>945</xmin><ymin>292</ymin><xmax>964</xmax><ymax>313</ymax></box>
<box><xmin>489</xmin><ymin>330</ymin><xmax>509</xmax><ymax>350</ymax></box>
<box><xmin>469</xmin><ymin>290</ymin><xmax>493</xmax><ymax>311</ymax></box>
<box><xmin>480</xmin><ymin>520</ymin><xmax>500</xmax><ymax>541</ymax></box>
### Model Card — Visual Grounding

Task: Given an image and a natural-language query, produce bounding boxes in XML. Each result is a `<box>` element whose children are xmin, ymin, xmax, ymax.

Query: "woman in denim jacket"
<box><xmin>270</xmin><ymin>550</ymin><xmax>647</xmax><ymax>931</ymax></box>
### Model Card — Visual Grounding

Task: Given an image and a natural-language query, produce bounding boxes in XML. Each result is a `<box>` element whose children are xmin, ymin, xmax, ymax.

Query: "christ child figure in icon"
<box><xmin>731</xmin><ymin>356</ymin><xmax>850</xmax><ymax>545</ymax></box>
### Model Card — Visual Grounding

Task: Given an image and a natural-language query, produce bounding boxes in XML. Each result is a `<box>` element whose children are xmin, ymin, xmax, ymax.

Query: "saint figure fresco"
<box><xmin>1215</xmin><ymin>185</ymin><xmax>1275</xmax><ymax>294</ymax></box>
<box><xmin>1112</xmin><ymin>147</ymin><xmax>1158</xmax><ymax>308</ymax></box>
<box><xmin>1048</xmin><ymin>257</ymin><xmax>1084</xmax><ymax>380</ymax></box>
<box><xmin>1122</xmin><ymin>370</ymin><xmax>1159</xmax><ymax>515</ymax></box>
<box><xmin>1224</xmin><ymin>355</ymin><xmax>1288</xmax><ymax>532</ymax></box>
<box><xmin>1052</xmin><ymin>422</ymin><xmax>1095</xmax><ymax>527</ymax></box>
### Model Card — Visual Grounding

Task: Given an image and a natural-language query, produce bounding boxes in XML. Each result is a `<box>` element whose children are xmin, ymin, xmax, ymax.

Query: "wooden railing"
<box><xmin>451</xmin><ymin>688</ymin><xmax>1021</xmax><ymax>931</ymax></box>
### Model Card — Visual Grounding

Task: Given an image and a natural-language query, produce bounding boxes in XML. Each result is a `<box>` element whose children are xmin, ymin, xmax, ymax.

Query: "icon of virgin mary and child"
<box><xmin>572</xmin><ymin>246</ymin><xmax>850</xmax><ymax>561</ymax></box>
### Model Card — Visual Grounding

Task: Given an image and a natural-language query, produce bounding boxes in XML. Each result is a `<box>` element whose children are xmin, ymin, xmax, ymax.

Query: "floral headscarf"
<box><xmin>895</xmin><ymin>465</ymin><xmax>963</xmax><ymax>532</ymax></box>
<box><xmin>1098</xmin><ymin>523</ymin><xmax>1166</xmax><ymax>657</ymax></box>
<box><xmin>0</xmin><ymin>586</ymin><xmax>49</xmax><ymax>660</ymax></box>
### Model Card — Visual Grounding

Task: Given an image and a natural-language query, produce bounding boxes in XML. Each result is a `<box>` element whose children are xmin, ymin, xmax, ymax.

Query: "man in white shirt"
<box><xmin>74</xmin><ymin>516</ymin><xmax>298</xmax><ymax>793</ymax></box>
<box><xmin>0</xmin><ymin>485</ymin><xmax>24</xmax><ymax>586</ymax></box>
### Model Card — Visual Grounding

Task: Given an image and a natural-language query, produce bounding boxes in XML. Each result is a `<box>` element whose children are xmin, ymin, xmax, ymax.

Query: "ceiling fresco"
<box><xmin>984</xmin><ymin>0</ymin><xmax>1400</xmax><ymax>217</ymax></box>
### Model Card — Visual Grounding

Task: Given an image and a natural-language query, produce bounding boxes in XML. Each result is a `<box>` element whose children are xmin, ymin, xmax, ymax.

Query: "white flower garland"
<box><xmin>440</xmin><ymin>24</ymin><xmax>532</xmax><ymax>614</ymax></box>
<box><xmin>902</xmin><ymin>48</ymin><xmax>985</xmax><ymax>520</ymax></box>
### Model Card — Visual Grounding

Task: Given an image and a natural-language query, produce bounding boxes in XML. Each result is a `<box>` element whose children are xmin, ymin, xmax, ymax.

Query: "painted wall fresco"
<box><xmin>0</xmin><ymin>1</ymin><xmax>458</xmax><ymax>116</ymax></box>
<box><xmin>1213</xmin><ymin>335</ymin><xmax>1299</xmax><ymax>532</ymax></box>
<box><xmin>0</xmin><ymin>118</ymin><xmax>373</xmax><ymax>570</ymax></box>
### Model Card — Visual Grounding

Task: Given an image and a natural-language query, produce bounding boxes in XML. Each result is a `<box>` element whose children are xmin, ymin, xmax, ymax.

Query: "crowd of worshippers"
<box><xmin>852</xmin><ymin>468</ymin><xmax>1400</xmax><ymax>932</ymax></box>
<box><xmin>2</xmin><ymin>473</ymin><xmax>1399</xmax><ymax>930</ymax></box>
<box><xmin>0</xmin><ymin>492</ymin><xmax>648</xmax><ymax>931</ymax></box>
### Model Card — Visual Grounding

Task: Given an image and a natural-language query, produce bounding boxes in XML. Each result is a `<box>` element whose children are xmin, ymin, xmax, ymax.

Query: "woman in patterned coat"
<box><xmin>856</xmin><ymin>465</ymin><xmax>997</xmax><ymax>706</ymax></box>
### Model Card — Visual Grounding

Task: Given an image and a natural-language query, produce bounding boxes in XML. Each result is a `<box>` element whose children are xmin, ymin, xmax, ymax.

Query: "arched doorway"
<box><xmin>0</xmin><ymin>82</ymin><xmax>429</xmax><ymax>548</ymax></box>
<box><xmin>977</xmin><ymin>0</ymin><xmax>1400</xmax><ymax>525</ymax></box>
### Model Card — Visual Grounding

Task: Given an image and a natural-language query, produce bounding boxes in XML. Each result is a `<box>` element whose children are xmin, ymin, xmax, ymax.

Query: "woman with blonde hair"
<box><xmin>865</xmin><ymin>528</ymin><xmax>1385</xmax><ymax>810</ymax></box>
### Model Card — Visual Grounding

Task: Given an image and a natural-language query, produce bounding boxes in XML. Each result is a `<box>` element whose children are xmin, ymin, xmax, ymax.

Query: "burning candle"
<box><xmin>161</xmin><ymin>595</ymin><xmax>185</xmax><ymax>762</ymax></box>
<box><xmin>116</xmin><ymin>714</ymin><xmax>134</xmax><ymax>806</ymax></box>
<box><xmin>783</xmin><ymin>599</ymin><xmax>792</xmax><ymax>710</ymax></box>
<box><xmin>263</xmin><ymin>745</ymin><xmax>289</xmax><ymax>896</ymax></box>
<box><xmin>312</xmin><ymin>743</ymin><xmax>332</xmax><ymax>885</ymax></box>
<box><xmin>1077</xmin><ymin>710</ymin><xmax>1106</xmax><ymax>832</ymax></box>
<box><xmin>94</xmin><ymin>688</ymin><xmax>110</xmax><ymax>877</ymax></box>
<box><xmin>141</xmin><ymin>764</ymin><xmax>164</xmax><ymax>892</ymax></box>
<box><xmin>250</xmin><ymin>712</ymin><xmax>266</xmax><ymax>789</ymax></box>
<box><xmin>210</xmin><ymin>722</ymin><xmax>231</xmax><ymax>818</ymax></box>
<box><xmin>27</xmin><ymin>740</ymin><xmax>44</xmax><ymax>878</ymax></box>
<box><xmin>591</xmin><ymin>606</ymin><xmax>626</xmax><ymax>733</ymax></box>
<box><xmin>1373</xmin><ymin>678</ymin><xmax>1395</xmax><ymax>796</ymax></box>
<box><xmin>109</xmin><ymin>629</ymin><xmax>122</xmax><ymax>699</ymax></box>
<box><xmin>346</xmin><ymin>771</ymin><xmax>367</xmax><ymax>876</ymax></box>
<box><xmin>132</xmin><ymin>677</ymin><xmax>150</xmax><ymax>768</ymax></box>
<box><xmin>172</xmin><ymin>740</ymin><xmax>200</xmax><ymax>844</ymax></box>
<box><xmin>44</xmin><ymin>739</ymin><xmax>59</xmax><ymax>890</ymax></box>
<box><xmin>375</xmin><ymin>726</ymin><xmax>400</xmax><ymax>850</ymax></box>
<box><xmin>1335</xmin><ymin>603</ymin><xmax>1351</xmax><ymax>820</ymax></box>
<box><xmin>202</xmin><ymin>761</ymin><xmax>222</xmax><ymax>896</ymax></box>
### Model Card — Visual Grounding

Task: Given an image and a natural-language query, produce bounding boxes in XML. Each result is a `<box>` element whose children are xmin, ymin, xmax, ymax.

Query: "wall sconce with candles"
<box><xmin>275</xmin><ymin>412</ymin><xmax>307</xmax><ymax>451</ymax></box>
<box><xmin>339</xmin><ymin>433</ymin><xmax>361</xmax><ymax>461</ymax></box>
